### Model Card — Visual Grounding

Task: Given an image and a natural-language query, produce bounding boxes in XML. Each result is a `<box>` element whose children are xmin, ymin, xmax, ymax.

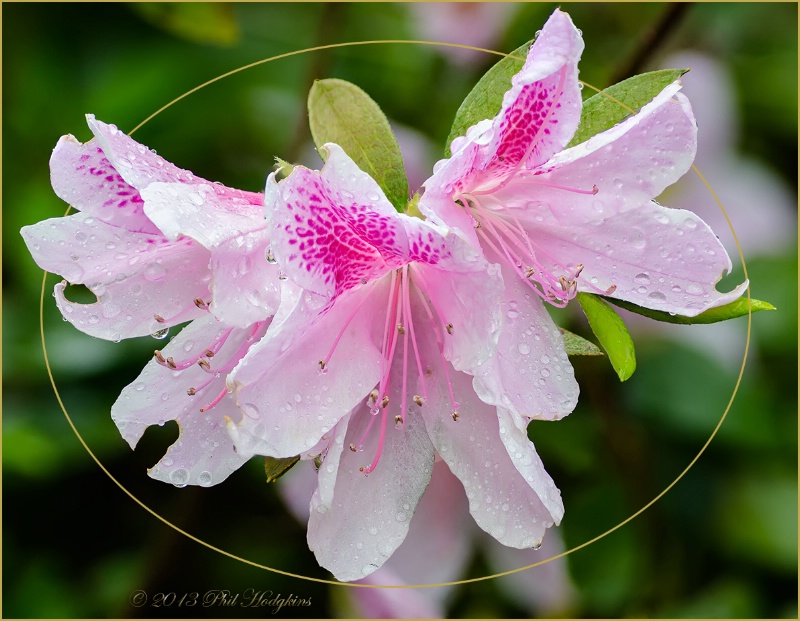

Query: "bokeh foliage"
<box><xmin>3</xmin><ymin>3</ymin><xmax>796</xmax><ymax>618</ymax></box>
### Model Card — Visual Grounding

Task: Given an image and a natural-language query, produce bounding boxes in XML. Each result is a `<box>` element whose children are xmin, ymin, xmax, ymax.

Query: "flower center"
<box><xmin>320</xmin><ymin>265</ymin><xmax>459</xmax><ymax>475</ymax></box>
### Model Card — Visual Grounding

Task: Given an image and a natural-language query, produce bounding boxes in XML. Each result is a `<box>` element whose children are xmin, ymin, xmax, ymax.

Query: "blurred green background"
<box><xmin>3</xmin><ymin>2</ymin><xmax>797</xmax><ymax>618</ymax></box>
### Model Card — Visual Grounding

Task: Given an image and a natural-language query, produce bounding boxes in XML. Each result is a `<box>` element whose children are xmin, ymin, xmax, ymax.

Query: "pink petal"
<box><xmin>111</xmin><ymin>316</ymin><xmax>258</xmax><ymax>486</ymax></box>
<box><xmin>494</xmin><ymin>84</ymin><xmax>696</xmax><ymax>225</ymax></box>
<box><xmin>531</xmin><ymin>200</ymin><xmax>748</xmax><ymax>315</ymax></box>
<box><xmin>473</xmin><ymin>261</ymin><xmax>579</xmax><ymax>421</ymax></box>
<box><xmin>412</xmin><ymin>254</ymin><xmax>503</xmax><ymax>373</ymax></box>
<box><xmin>22</xmin><ymin>213</ymin><xmax>209</xmax><ymax>340</ymax></box>
<box><xmin>307</xmin><ymin>403</ymin><xmax>435</xmax><ymax>582</ymax></box>
<box><xmin>208</xmin><ymin>228</ymin><xmax>281</xmax><ymax>328</ymax></box>
<box><xmin>268</xmin><ymin>144</ymin><xmax>409</xmax><ymax>299</ymax></box>
<box><xmin>358</xmin><ymin>460</ymin><xmax>473</xmax><ymax>589</ymax></box>
<box><xmin>86</xmin><ymin>115</ymin><xmax>198</xmax><ymax>190</ymax></box>
<box><xmin>476</xmin><ymin>8</ymin><xmax>584</xmax><ymax>180</ymax></box>
<box><xmin>350</xmin><ymin>566</ymin><xmax>444</xmax><ymax>619</ymax></box>
<box><xmin>229</xmin><ymin>283</ymin><xmax>385</xmax><ymax>459</ymax></box>
<box><xmin>140</xmin><ymin>181</ymin><xmax>264</xmax><ymax>247</ymax></box>
<box><xmin>484</xmin><ymin>527</ymin><xmax>576</xmax><ymax>615</ymax></box>
<box><xmin>419</xmin><ymin>357</ymin><xmax>563</xmax><ymax>548</ymax></box>
<box><xmin>49</xmin><ymin>134</ymin><xmax>159</xmax><ymax>234</ymax></box>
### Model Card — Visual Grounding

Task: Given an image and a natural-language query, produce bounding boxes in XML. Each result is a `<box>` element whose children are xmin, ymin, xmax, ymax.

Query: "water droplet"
<box><xmin>518</xmin><ymin>343</ymin><xmax>531</xmax><ymax>355</ymax></box>
<box><xmin>198</xmin><ymin>471</ymin><xmax>213</xmax><ymax>486</ymax></box>
<box><xmin>507</xmin><ymin>309</ymin><xmax>519</xmax><ymax>319</ymax></box>
<box><xmin>316</xmin><ymin>504</ymin><xmax>328</xmax><ymax>514</ymax></box>
<box><xmin>368</xmin><ymin>526</ymin><xmax>378</xmax><ymax>535</ymax></box>
<box><xmin>188</xmin><ymin>192</ymin><xmax>204</xmax><ymax>206</ymax></box>
<box><xmin>613</xmin><ymin>178</ymin><xmax>623</xmax><ymax>189</ymax></box>
<box><xmin>242</xmin><ymin>403</ymin><xmax>260</xmax><ymax>419</ymax></box>
<box><xmin>265</xmin><ymin>248</ymin><xmax>277</xmax><ymax>264</ymax></box>
<box><xmin>143</xmin><ymin>263</ymin><xmax>167</xmax><ymax>282</ymax></box>
<box><xmin>648</xmin><ymin>291</ymin><xmax>667</xmax><ymax>302</ymax></box>
<box><xmin>686</xmin><ymin>283</ymin><xmax>704</xmax><ymax>296</ymax></box>
<box><xmin>671</xmin><ymin>285</ymin><xmax>682</xmax><ymax>293</ymax></box>
<box><xmin>395</xmin><ymin>511</ymin><xmax>407</xmax><ymax>522</ymax></box>
<box><xmin>634</xmin><ymin>273</ymin><xmax>650</xmax><ymax>285</ymax></box>
<box><xmin>170</xmin><ymin>468</ymin><xmax>189</xmax><ymax>487</ymax></box>
<box><xmin>540</xmin><ymin>369</ymin><xmax>551</xmax><ymax>378</ymax></box>
<box><xmin>151</xmin><ymin>328</ymin><xmax>169</xmax><ymax>340</ymax></box>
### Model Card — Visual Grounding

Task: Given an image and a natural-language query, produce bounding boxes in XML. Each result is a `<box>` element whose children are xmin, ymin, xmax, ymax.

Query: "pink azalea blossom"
<box><xmin>419</xmin><ymin>9</ymin><xmax>747</xmax><ymax>425</ymax></box>
<box><xmin>226</xmin><ymin>144</ymin><xmax>563</xmax><ymax>581</ymax></box>
<box><xmin>21</xmin><ymin>115</ymin><xmax>281</xmax><ymax>486</ymax></box>
<box><xmin>21</xmin><ymin>114</ymin><xmax>280</xmax><ymax>339</ymax></box>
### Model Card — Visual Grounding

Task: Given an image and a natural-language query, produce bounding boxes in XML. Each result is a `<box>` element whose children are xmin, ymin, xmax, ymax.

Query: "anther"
<box><xmin>368</xmin><ymin>389</ymin><xmax>379</xmax><ymax>404</ymax></box>
<box><xmin>381</xmin><ymin>395</ymin><xmax>390</xmax><ymax>409</ymax></box>
<box><xmin>592</xmin><ymin>184</ymin><xmax>599</xmax><ymax>195</ymax></box>
<box><xmin>394</xmin><ymin>415</ymin><xmax>403</xmax><ymax>425</ymax></box>
<box><xmin>605</xmin><ymin>284</ymin><xmax>617</xmax><ymax>294</ymax></box>
<box><xmin>166</xmin><ymin>357</ymin><xmax>177</xmax><ymax>369</ymax></box>
<box><xmin>187</xmin><ymin>387</ymin><xmax>197</xmax><ymax>396</ymax></box>
<box><xmin>318</xmin><ymin>359</ymin><xmax>326</xmax><ymax>371</ymax></box>
<box><xmin>204</xmin><ymin>349</ymin><xmax>215</xmax><ymax>358</ymax></box>
<box><xmin>574</xmin><ymin>263</ymin><xmax>585</xmax><ymax>277</ymax></box>
<box><xmin>446</xmin><ymin>323</ymin><xmax>454</xmax><ymax>335</ymax></box>
<box><xmin>154</xmin><ymin>314</ymin><xmax>166</xmax><ymax>323</ymax></box>
<box><xmin>193</xmin><ymin>298</ymin><xmax>208</xmax><ymax>309</ymax></box>
<box><xmin>154</xmin><ymin>350</ymin><xmax>166</xmax><ymax>364</ymax></box>
<box><xmin>425</xmin><ymin>367</ymin><xmax>433</xmax><ymax>377</ymax></box>
<box><xmin>397</xmin><ymin>323</ymin><xmax>406</xmax><ymax>334</ymax></box>
<box><xmin>451</xmin><ymin>410</ymin><xmax>460</xmax><ymax>421</ymax></box>
<box><xmin>349</xmin><ymin>443</ymin><xmax>357</xmax><ymax>452</ymax></box>
<box><xmin>198</xmin><ymin>358</ymin><xmax>211</xmax><ymax>372</ymax></box>
<box><xmin>413</xmin><ymin>395</ymin><xmax>424</xmax><ymax>407</ymax></box>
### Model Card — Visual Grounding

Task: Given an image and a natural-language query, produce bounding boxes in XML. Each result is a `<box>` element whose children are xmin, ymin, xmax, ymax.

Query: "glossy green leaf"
<box><xmin>577</xmin><ymin>293</ymin><xmax>636</xmax><ymax>381</ymax></box>
<box><xmin>560</xmin><ymin>328</ymin><xmax>604</xmax><ymax>356</ymax></box>
<box><xmin>264</xmin><ymin>455</ymin><xmax>300</xmax><ymax>484</ymax></box>
<box><xmin>308</xmin><ymin>79</ymin><xmax>408</xmax><ymax>212</ymax></box>
<box><xmin>567</xmin><ymin>68</ymin><xmax>689</xmax><ymax>148</ymax></box>
<box><xmin>604</xmin><ymin>296</ymin><xmax>775</xmax><ymax>325</ymax></box>
<box><xmin>445</xmin><ymin>41</ymin><xmax>532</xmax><ymax>156</ymax></box>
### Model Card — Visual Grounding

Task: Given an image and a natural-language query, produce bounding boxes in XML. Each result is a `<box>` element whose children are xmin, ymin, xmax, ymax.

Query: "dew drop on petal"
<box><xmin>198</xmin><ymin>471</ymin><xmax>213</xmax><ymax>486</ymax></box>
<box><xmin>170</xmin><ymin>468</ymin><xmax>189</xmax><ymax>487</ymax></box>
<box><xmin>518</xmin><ymin>343</ymin><xmax>531</xmax><ymax>355</ymax></box>
<box><xmin>242</xmin><ymin>403</ymin><xmax>260</xmax><ymax>419</ymax></box>
<box><xmin>151</xmin><ymin>328</ymin><xmax>170</xmax><ymax>340</ymax></box>
<box><xmin>143</xmin><ymin>263</ymin><xmax>167</xmax><ymax>282</ymax></box>
<box><xmin>634</xmin><ymin>272</ymin><xmax>650</xmax><ymax>285</ymax></box>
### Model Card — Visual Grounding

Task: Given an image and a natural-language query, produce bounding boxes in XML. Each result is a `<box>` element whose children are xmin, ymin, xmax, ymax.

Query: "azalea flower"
<box><xmin>226</xmin><ymin>143</ymin><xmax>563</xmax><ymax>581</ymax></box>
<box><xmin>21</xmin><ymin>115</ymin><xmax>281</xmax><ymax>486</ymax></box>
<box><xmin>419</xmin><ymin>9</ymin><xmax>747</xmax><ymax>424</ymax></box>
<box><xmin>21</xmin><ymin>114</ymin><xmax>279</xmax><ymax>339</ymax></box>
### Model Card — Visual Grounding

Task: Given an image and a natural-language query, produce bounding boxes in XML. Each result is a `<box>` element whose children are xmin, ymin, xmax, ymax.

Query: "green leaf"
<box><xmin>264</xmin><ymin>455</ymin><xmax>300</xmax><ymax>484</ymax></box>
<box><xmin>308</xmin><ymin>79</ymin><xmax>408</xmax><ymax>212</ymax></box>
<box><xmin>577</xmin><ymin>293</ymin><xmax>636</xmax><ymax>381</ymax></box>
<box><xmin>129</xmin><ymin>3</ymin><xmax>239</xmax><ymax>46</ymax></box>
<box><xmin>604</xmin><ymin>296</ymin><xmax>775</xmax><ymax>325</ymax></box>
<box><xmin>567</xmin><ymin>68</ymin><xmax>689</xmax><ymax>148</ymax></box>
<box><xmin>559</xmin><ymin>328</ymin><xmax>604</xmax><ymax>356</ymax></box>
<box><xmin>445</xmin><ymin>41</ymin><xmax>532</xmax><ymax>157</ymax></box>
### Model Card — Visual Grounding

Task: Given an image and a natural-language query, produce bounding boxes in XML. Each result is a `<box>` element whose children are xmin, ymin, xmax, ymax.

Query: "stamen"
<box><xmin>381</xmin><ymin>395</ymin><xmax>390</xmax><ymax>409</ymax></box>
<box><xmin>397</xmin><ymin>323</ymin><xmax>406</xmax><ymax>334</ymax></box>
<box><xmin>166</xmin><ymin>357</ymin><xmax>177</xmax><ymax>370</ymax></box>
<box><xmin>204</xmin><ymin>349</ymin><xmax>215</xmax><ymax>358</ymax></box>
<box><xmin>199</xmin><ymin>386</ymin><xmax>228</xmax><ymax>412</ymax></box>
<box><xmin>319</xmin><ymin>282</ymin><xmax>379</xmax><ymax>372</ymax></box>
<box><xmin>187</xmin><ymin>387</ymin><xmax>197</xmax><ymax>396</ymax></box>
<box><xmin>413</xmin><ymin>395</ymin><xmax>424</xmax><ymax>406</ymax></box>
<box><xmin>368</xmin><ymin>389</ymin><xmax>379</xmax><ymax>405</ymax></box>
<box><xmin>451</xmin><ymin>410</ymin><xmax>460</xmax><ymax>421</ymax></box>
<box><xmin>360</xmin><ymin>404</ymin><xmax>388</xmax><ymax>476</ymax></box>
<box><xmin>349</xmin><ymin>443</ymin><xmax>357</xmax><ymax>452</ymax></box>
<box><xmin>446</xmin><ymin>323</ymin><xmax>454</xmax><ymax>335</ymax></box>
<box><xmin>154</xmin><ymin>350</ymin><xmax>166</xmax><ymax>364</ymax></box>
<box><xmin>154</xmin><ymin>314</ymin><xmax>165</xmax><ymax>323</ymax></box>
<box><xmin>404</xmin><ymin>265</ymin><xmax>428</xmax><ymax>402</ymax></box>
<box><xmin>193</xmin><ymin>297</ymin><xmax>208</xmax><ymax>309</ymax></box>
<box><xmin>198</xmin><ymin>358</ymin><xmax>212</xmax><ymax>372</ymax></box>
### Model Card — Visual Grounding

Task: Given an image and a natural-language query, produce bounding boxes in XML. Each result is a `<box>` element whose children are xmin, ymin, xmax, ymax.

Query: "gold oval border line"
<box><xmin>39</xmin><ymin>39</ymin><xmax>752</xmax><ymax>590</ymax></box>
